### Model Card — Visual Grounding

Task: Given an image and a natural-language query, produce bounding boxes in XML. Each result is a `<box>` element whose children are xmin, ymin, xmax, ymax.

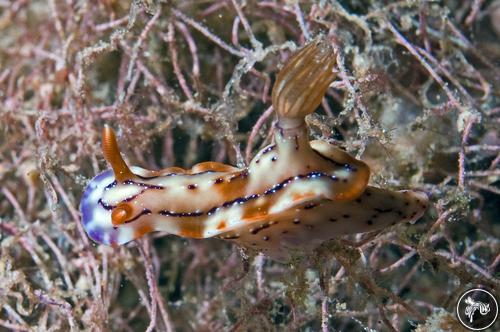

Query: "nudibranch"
<box><xmin>80</xmin><ymin>39</ymin><xmax>428</xmax><ymax>261</ymax></box>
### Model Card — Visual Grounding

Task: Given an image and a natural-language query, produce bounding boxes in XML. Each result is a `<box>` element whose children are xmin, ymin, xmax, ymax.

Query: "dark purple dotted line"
<box><xmin>120</xmin><ymin>209</ymin><xmax>152</xmax><ymax>226</ymax></box>
<box><xmin>123</xmin><ymin>180</ymin><xmax>164</xmax><ymax>190</ymax></box>
<box><xmin>262</xmin><ymin>145</ymin><xmax>276</xmax><ymax>155</ymax></box>
<box><xmin>105</xmin><ymin>180</ymin><xmax>164</xmax><ymax>190</ymax></box>
<box><xmin>159</xmin><ymin>210</ymin><xmax>203</xmax><ymax>217</ymax></box>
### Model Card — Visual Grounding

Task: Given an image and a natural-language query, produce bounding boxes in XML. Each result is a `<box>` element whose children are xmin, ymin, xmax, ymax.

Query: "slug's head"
<box><xmin>80</xmin><ymin>127</ymin><xmax>148</xmax><ymax>246</ymax></box>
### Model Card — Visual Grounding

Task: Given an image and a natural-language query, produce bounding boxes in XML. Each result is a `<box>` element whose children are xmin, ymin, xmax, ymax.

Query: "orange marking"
<box><xmin>111</xmin><ymin>203</ymin><xmax>132</xmax><ymax>226</ymax></box>
<box><xmin>178</xmin><ymin>228</ymin><xmax>204</xmax><ymax>239</ymax></box>
<box><xmin>241</xmin><ymin>198</ymin><xmax>272</xmax><ymax>220</ymax></box>
<box><xmin>135</xmin><ymin>224</ymin><xmax>153</xmax><ymax>238</ymax></box>
<box><xmin>217</xmin><ymin>221</ymin><xmax>226</xmax><ymax>230</ymax></box>
<box><xmin>292</xmin><ymin>192</ymin><xmax>315</xmax><ymax>202</ymax></box>
<box><xmin>213</xmin><ymin>180</ymin><xmax>246</xmax><ymax>202</ymax></box>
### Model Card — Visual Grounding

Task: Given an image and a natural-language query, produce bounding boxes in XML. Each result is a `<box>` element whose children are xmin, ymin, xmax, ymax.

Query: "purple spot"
<box><xmin>87</xmin><ymin>228</ymin><xmax>105</xmax><ymax>243</ymax></box>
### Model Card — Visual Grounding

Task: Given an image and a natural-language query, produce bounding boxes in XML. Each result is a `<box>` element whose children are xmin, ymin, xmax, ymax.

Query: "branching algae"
<box><xmin>80</xmin><ymin>39</ymin><xmax>428</xmax><ymax>261</ymax></box>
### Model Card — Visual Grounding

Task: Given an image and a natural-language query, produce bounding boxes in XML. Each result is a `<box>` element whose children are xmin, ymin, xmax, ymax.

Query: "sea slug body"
<box><xmin>80</xmin><ymin>38</ymin><xmax>428</xmax><ymax>261</ymax></box>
